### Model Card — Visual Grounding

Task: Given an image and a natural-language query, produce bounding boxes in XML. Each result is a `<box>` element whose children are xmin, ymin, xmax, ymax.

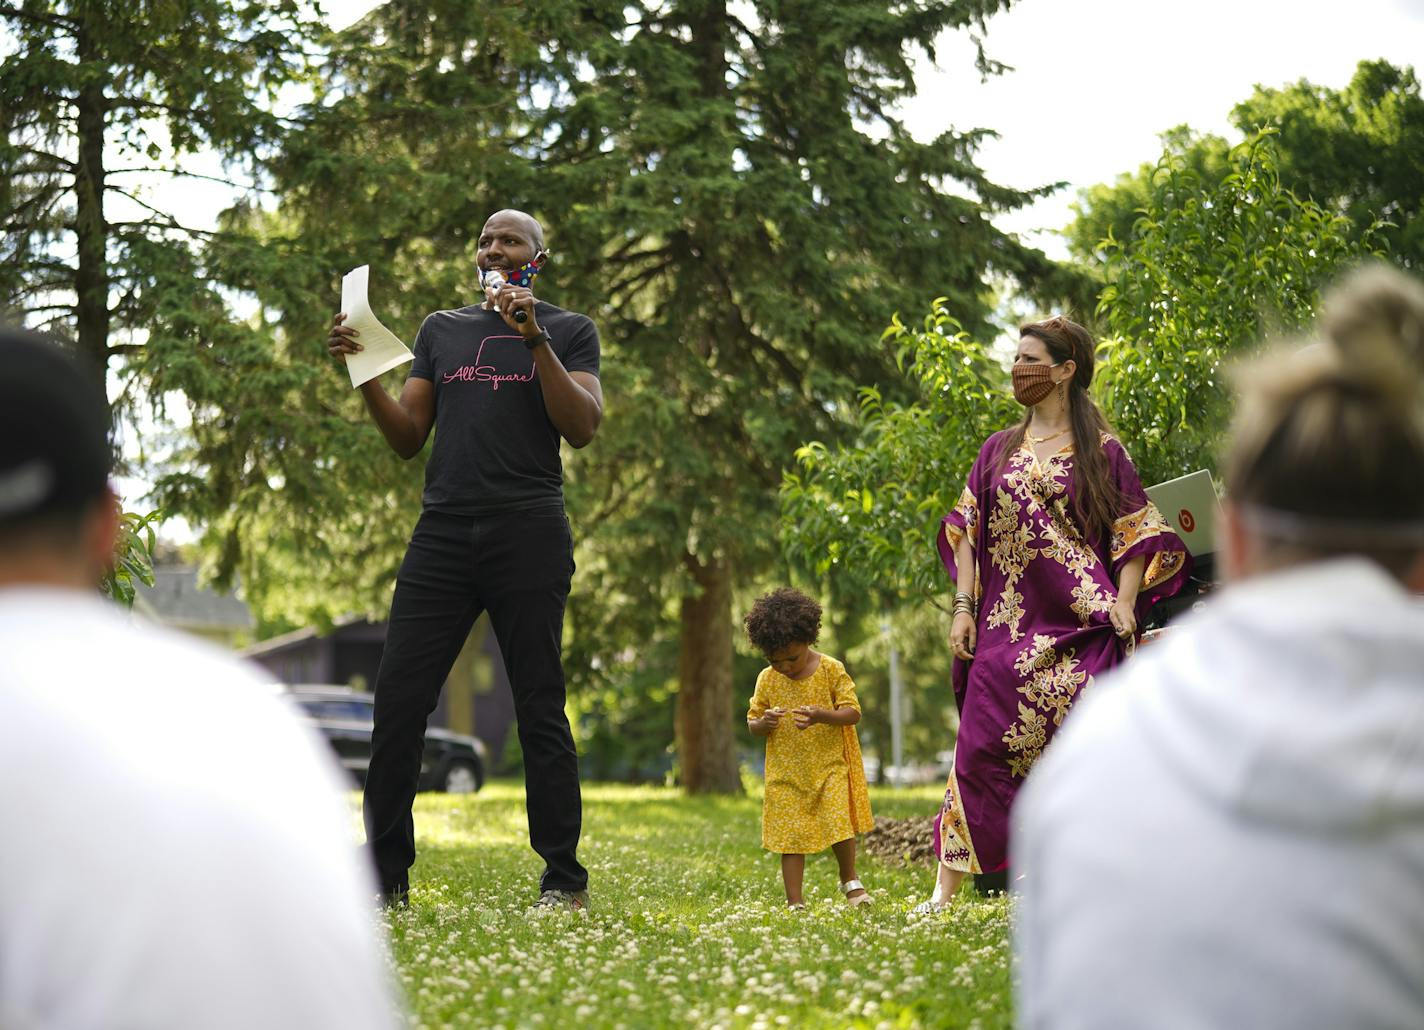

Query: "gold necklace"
<box><xmin>1025</xmin><ymin>426</ymin><xmax>1071</xmax><ymax>445</ymax></box>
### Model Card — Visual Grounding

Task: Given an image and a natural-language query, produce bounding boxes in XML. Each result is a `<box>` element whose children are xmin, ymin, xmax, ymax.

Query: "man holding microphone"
<box><xmin>328</xmin><ymin>209</ymin><xmax>603</xmax><ymax>911</ymax></box>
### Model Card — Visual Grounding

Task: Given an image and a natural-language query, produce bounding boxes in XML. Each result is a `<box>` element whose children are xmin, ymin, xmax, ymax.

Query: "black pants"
<box><xmin>363</xmin><ymin>508</ymin><xmax>587</xmax><ymax>895</ymax></box>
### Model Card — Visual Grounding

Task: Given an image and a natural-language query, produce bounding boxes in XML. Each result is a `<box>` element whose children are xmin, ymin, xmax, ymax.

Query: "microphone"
<box><xmin>482</xmin><ymin>269</ymin><xmax>527</xmax><ymax>324</ymax></box>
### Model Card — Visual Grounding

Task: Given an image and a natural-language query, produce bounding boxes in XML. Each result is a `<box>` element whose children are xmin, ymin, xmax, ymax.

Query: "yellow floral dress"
<box><xmin>748</xmin><ymin>654</ymin><xmax>874</xmax><ymax>854</ymax></box>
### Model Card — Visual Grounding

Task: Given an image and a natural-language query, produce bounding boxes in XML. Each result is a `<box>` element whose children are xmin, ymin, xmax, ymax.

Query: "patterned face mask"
<box><xmin>1012</xmin><ymin>362</ymin><xmax>1062</xmax><ymax>407</ymax></box>
<box><xmin>480</xmin><ymin>255</ymin><xmax>545</xmax><ymax>291</ymax></box>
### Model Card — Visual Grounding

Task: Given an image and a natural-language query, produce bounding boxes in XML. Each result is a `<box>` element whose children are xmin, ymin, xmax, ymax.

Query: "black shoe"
<box><xmin>380</xmin><ymin>884</ymin><xmax>409</xmax><ymax>909</ymax></box>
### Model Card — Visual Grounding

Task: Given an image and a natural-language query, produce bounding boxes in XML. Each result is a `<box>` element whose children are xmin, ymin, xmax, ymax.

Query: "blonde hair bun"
<box><xmin>1320</xmin><ymin>262</ymin><xmax>1424</xmax><ymax>411</ymax></box>
<box><xmin>1224</xmin><ymin>263</ymin><xmax>1424</xmax><ymax>566</ymax></box>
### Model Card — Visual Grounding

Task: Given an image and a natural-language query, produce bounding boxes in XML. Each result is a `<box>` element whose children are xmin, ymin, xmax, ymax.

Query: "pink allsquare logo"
<box><xmin>440</xmin><ymin>335</ymin><xmax>537</xmax><ymax>390</ymax></box>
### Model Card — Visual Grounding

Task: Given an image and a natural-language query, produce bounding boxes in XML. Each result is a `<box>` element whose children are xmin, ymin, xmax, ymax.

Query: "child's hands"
<box><xmin>793</xmin><ymin>705</ymin><xmax>826</xmax><ymax>729</ymax></box>
<box><xmin>752</xmin><ymin>708</ymin><xmax>787</xmax><ymax>735</ymax></box>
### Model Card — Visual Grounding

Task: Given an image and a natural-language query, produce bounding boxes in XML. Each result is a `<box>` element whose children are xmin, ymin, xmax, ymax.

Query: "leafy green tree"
<box><xmin>101</xmin><ymin>505</ymin><xmax>162</xmax><ymax>607</ymax></box>
<box><xmin>782</xmin><ymin>134</ymin><xmax>1378</xmax><ymax>616</ymax></box>
<box><xmin>1067</xmin><ymin>126</ymin><xmax>1231</xmax><ymax>264</ymax></box>
<box><xmin>1</xmin><ymin>1</ymin><xmax>323</xmax><ymax>599</ymax></box>
<box><xmin>1068</xmin><ymin>60</ymin><xmax>1423</xmax><ymax>269</ymax></box>
<box><xmin>781</xmin><ymin>305</ymin><xmax>1015</xmax><ymax>601</ymax></box>
<box><xmin>1094</xmin><ymin>133</ymin><xmax>1381</xmax><ymax>487</ymax></box>
<box><xmin>0</xmin><ymin>0</ymin><xmax>319</xmax><ymax>384</ymax></box>
<box><xmin>164</xmin><ymin>0</ymin><xmax>1082</xmax><ymax>792</ymax></box>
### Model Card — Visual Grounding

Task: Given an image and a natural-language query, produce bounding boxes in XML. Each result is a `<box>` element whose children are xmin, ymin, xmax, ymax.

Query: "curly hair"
<box><xmin>743</xmin><ymin>587</ymin><xmax>822</xmax><ymax>654</ymax></box>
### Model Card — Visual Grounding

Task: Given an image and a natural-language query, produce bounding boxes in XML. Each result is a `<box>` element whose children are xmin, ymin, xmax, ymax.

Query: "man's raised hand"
<box><xmin>493</xmin><ymin>285</ymin><xmax>539</xmax><ymax>336</ymax></box>
<box><xmin>327</xmin><ymin>312</ymin><xmax>362</xmax><ymax>362</ymax></box>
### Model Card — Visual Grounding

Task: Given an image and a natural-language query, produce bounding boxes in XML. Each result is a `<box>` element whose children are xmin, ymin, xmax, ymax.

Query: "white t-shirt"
<box><xmin>1014</xmin><ymin>559</ymin><xmax>1424</xmax><ymax>1030</ymax></box>
<box><xmin>0</xmin><ymin>588</ymin><xmax>402</xmax><ymax>1030</ymax></box>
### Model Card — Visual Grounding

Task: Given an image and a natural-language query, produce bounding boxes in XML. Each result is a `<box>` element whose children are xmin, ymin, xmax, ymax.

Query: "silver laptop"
<box><xmin>1145</xmin><ymin>469</ymin><xmax>1221</xmax><ymax>556</ymax></box>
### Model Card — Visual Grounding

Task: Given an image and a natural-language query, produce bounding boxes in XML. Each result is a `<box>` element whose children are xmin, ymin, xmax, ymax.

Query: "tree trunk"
<box><xmin>675</xmin><ymin>553</ymin><xmax>741</xmax><ymax>794</ymax></box>
<box><xmin>73</xmin><ymin>18</ymin><xmax>110</xmax><ymax>384</ymax></box>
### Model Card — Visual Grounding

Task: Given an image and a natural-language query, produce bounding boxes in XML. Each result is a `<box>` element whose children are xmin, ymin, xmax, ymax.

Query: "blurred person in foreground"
<box><xmin>1014</xmin><ymin>265</ymin><xmax>1424</xmax><ymax>1030</ymax></box>
<box><xmin>0</xmin><ymin>330</ymin><xmax>401</xmax><ymax>1030</ymax></box>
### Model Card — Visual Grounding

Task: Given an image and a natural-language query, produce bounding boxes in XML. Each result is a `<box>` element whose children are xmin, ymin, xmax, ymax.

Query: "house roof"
<box><xmin>239</xmin><ymin>614</ymin><xmax>380</xmax><ymax>658</ymax></box>
<box><xmin>133</xmin><ymin>565</ymin><xmax>255</xmax><ymax>632</ymax></box>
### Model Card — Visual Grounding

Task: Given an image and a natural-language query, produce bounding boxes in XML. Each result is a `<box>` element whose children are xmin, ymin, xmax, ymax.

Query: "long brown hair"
<box><xmin>996</xmin><ymin>316</ymin><xmax>1120</xmax><ymax>543</ymax></box>
<box><xmin>1226</xmin><ymin>265</ymin><xmax>1424</xmax><ymax>576</ymax></box>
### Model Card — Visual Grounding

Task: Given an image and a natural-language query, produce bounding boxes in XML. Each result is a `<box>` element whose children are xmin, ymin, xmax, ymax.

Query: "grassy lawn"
<box><xmin>378</xmin><ymin>781</ymin><xmax>1013</xmax><ymax>1029</ymax></box>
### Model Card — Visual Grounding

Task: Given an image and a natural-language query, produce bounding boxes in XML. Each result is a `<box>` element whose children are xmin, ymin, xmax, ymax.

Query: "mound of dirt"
<box><xmin>862</xmin><ymin>814</ymin><xmax>938</xmax><ymax>868</ymax></box>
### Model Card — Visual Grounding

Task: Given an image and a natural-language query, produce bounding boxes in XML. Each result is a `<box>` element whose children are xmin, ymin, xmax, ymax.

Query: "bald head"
<box><xmin>483</xmin><ymin>209</ymin><xmax>545</xmax><ymax>252</ymax></box>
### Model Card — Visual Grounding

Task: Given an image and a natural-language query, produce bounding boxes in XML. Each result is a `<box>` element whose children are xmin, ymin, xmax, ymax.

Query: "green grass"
<box><xmin>375</xmin><ymin>781</ymin><xmax>1013</xmax><ymax>1029</ymax></box>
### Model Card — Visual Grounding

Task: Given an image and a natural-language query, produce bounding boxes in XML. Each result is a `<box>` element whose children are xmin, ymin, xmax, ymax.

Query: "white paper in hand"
<box><xmin>340</xmin><ymin>265</ymin><xmax>415</xmax><ymax>388</ymax></box>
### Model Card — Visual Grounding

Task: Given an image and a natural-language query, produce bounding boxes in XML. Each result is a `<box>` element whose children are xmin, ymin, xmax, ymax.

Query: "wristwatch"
<box><xmin>524</xmin><ymin>329</ymin><xmax>550</xmax><ymax>351</ymax></box>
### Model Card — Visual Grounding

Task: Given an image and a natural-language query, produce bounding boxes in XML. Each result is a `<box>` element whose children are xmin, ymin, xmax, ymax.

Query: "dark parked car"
<box><xmin>284</xmin><ymin>685</ymin><xmax>486</xmax><ymax>793</ymax></box>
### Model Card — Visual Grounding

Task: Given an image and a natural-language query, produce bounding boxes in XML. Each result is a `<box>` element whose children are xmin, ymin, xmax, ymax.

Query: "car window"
<box><xmin>295</xmin><ymin>698</ymin><xmax>374</xmax><ymax>721</ymax></box>
<box><xmin>338</xmin><ymin>700</ymin><xmax>375</xmax><ymax>720</ymax></box>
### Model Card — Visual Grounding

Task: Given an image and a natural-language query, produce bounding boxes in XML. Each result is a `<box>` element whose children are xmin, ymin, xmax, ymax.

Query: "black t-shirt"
<box><xmin>408</xmin><ymin>301</ymin><xmax>600</xmax><ymax>515</ymax></box>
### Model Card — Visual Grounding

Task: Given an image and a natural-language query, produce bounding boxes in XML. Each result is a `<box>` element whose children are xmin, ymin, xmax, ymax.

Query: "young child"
<box><xmin>745</xmin><ymin>587</ymin><xmax>874</xmax><ymax>908</ymax></box>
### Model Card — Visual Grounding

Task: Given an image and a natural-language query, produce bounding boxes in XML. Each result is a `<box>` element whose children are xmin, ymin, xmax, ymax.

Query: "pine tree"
<box><xmin>176</xmin><ymin>0</ymin><xmax>1072</xmax><ymax>791</ymax></box>
<box><xmin>538</xmin><ymin>0</ymin><xmax>1070</xmax><ymax>791</ymax></box>
<box><xmin>0</xmin><ymin>0</ymin><xmax>318</xmax><ymax>384</ymax></box>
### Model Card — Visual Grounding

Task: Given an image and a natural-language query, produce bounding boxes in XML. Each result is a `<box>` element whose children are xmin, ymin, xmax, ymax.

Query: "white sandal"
<box><xmin>841</xmin><ymin>879</ymin><xmax>872</xmax><ymax>906</ymax></box>
<box><xmin>908</xmin><ymin>898</ymin><xmax>951</xmax><ymax>917</ymax></box>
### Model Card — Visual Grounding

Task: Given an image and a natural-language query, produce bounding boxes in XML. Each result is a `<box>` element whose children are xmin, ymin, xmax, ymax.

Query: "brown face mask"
<box><xmin>1012</xmin><ymin>363</ymin><xmax>1062</xmax><ymax>407</ymax></box>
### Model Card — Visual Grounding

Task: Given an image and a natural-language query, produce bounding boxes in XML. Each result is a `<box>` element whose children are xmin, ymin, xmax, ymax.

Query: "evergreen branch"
<box><xmin>109</xmin><ymin>166</ymin><xmax>269</xmax><ymax>192</ymax></box>
<box><xmin>0</xmin><ymin>185</ymin><xmax>68</xmax><ymax>226</ymax></box>
<box><xmin>7</xmin><ymin>256</ymin><xmax>71</xmax><ymax>275</ymax></box>
<box><xmin>4</xmin><ymin>277</ymin><xmax>71</xmax><ymax>301</ymax></box>
<box><xmin>26</xmin><ymin>312</ymin><xmax>71</xmax><ymax>332</ymax></box>
<box><xmin>733</xmin><ymin>307</ymin><xmax>804</xmax><ymax>393</ymax></box>
<box><xmin>585</xmin><ymin>465</ymin><xmax>656</xmax><ymax>527</ymax></box>
<box><xmin>108</xmin><ymin>281</ymin><xmax>142</xmax><ymax>319</ymax></box>
<box><xmin>107</xmin><ymin>97</ymin><xmax>197</xmax><ymax>116</ymax></box>
<box><xmin>107</xmin><ymin>343</ymin><xmax>147</xmax><ymax>356</ymax></box>
<box><xmin>709</xmin><ymin>262</ymin><xmax>805</xmax><ymax>392</ymax></box>
<box><xmin>105</xmin><ymin>190</ymin><xmax>220</xmax><ymax>237</ymax></box>
<box><xmin>726</xmin><ymin>14</ymin><xmax>768</xmax><ymax>56</ymax></box>
<box><xmin>10</xmin><ymin>144</ymin><xmax>74</xmax><ymax>171</ymax></box>
<box><xmin>316</xmin><ymin>399</ymin><xmax>365</xmax><ymax>425</ymax></box>
<box><xmin>107</xmin><ymin>95</ymin><xmax>306</xmax><ymax>129</ymax></box>
<box><xmin>610</xmin><ymin>241</ymin><xmax>674</xmax><ymax>265</ymax></box>
<box><xmin>719</xmin><ymin>412</ymin><xmax>780</xmax><ymax>486</ymax></box>
<box><xmin>0</xmin><ymin>3</ymin><xmax>77</xmax><ymax>30</ymax></box>
<box><xmin>4</xmin><ymin>115</ymin><xmax>61</xmax><ymax>133</ymax></box>
<box><xmin>606</xmin><ymin>260</ymin><xmax>672</xmax><ymax>299</ymax></box>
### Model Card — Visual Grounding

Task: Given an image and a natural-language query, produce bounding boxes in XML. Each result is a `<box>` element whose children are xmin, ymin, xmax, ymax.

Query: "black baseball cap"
<box><xmin>0</xmin><ymin>328</ymin><xmax>111</xmax><ymax>526</ymax></box>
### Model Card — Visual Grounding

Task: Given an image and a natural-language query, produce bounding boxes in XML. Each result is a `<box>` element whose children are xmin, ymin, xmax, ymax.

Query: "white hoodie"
<box><xmin>0</xmin><ymin>589</ymin><xmax>402</xmax><ymax>1030</ymax></box>
<box><xmin>1014</xmin><ymin>558</ymin><xmax>1424</xmax><ymax>1030</ymax></box>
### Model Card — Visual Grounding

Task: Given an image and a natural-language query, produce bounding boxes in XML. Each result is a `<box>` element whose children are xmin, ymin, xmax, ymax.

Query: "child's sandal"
<box><xmin>841</xmin><ymin>879</ymin><xmax>872</xmax><ymax>907</ymax></box>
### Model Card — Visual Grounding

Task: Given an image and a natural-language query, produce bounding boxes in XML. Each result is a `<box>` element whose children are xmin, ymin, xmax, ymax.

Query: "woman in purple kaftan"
<box><xmin>920</xmin><ymin>317</ymin><xmax>1190</xmax><ymax>908</ymax></box>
